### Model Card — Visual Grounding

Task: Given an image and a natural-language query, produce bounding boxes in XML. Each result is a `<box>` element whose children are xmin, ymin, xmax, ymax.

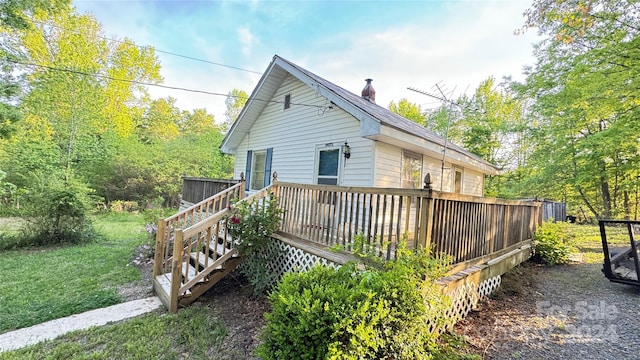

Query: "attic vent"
<box><xmin>284</xmin><ymin>94</ymin><xmax>291</xmax><ymax>109</ymax></box>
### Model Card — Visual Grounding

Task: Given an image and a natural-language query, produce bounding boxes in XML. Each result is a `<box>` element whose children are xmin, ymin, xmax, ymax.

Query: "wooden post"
<box><xmin>170</xmin><ymin>230</ymin><xmax>184</xmax><ymax>313</ymax></box>
<box><xmin>153</xmin><ymin>218</ymin><xmax>165</xmax><ymax>277</ymax></box>
<box><xmin>503</xmin><ymin>205</ymin><xmax>511</xmax><ymax>250</ymax></box>
<box><xmin>239</xmin><ymin>172</ymin><xmax>246</xmax><ymax>200</ymax></box>
<box><xmin>418</xmin><ymin>190</ymin><xmax>434</xmax><ymax>251</ymax></box>
<box><xmin>272</xmin><ymin>171</ymin><xmax>279</xmax><ymax>197</ymax></box>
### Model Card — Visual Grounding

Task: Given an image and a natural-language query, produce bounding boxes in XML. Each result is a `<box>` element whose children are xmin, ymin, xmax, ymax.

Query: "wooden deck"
<box><xmin>154</xmin><ymin>176</ymin><xmax>543</xmax><ymax>312</ymax></box>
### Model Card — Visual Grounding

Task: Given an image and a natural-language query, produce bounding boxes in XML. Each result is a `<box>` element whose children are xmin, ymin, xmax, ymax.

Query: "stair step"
<box><xmin>190</xmin><ymin>252</ymin><xmax>223</xmax><ymax>270</ymax></box>
<box><xmin>182</xmin><ymin>262</ymin><xmax>198</xmax><ymax>281</ymax></box>
<box><xmin>205</xmin><ymin>241</ymin><xmax>238</xmax><ymax>257</ymax></box>
<box><xmin>155</xmin><ymin>274</ymin><xmax>192</xmax><ymax>297</ymax></box>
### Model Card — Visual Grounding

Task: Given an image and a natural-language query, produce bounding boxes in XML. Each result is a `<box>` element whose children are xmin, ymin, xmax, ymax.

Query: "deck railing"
<box><xmin>153</xmin><ymin>181</ymin><xmax>245</xmax><ymax>277</ymax></box>
<box><xmin>273</xmin><ymin>182</ymin><xmax>541</xmax><ymax>264</ymax></box>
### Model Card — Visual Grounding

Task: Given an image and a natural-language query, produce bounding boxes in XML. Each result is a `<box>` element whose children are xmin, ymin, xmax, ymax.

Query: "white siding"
<box><xmin>463</xmin><ymin>169</ymin><xmax>484</xmax><ymax>196</ymax></box>
<box><xmin>423</xmin><ymin>156</ymin><xmax>449</xmax><ymax>191</ymax></box>
<box><xmin>374</xmin><ymin>142</ymin><xmax>401</xmax><ymax>188</ymax></box>
<box><xmin>370</xmin><ymin>143</ymin><xmax>483</xmax><ymax>196</ymax></box>
<box><xmin>234</xmin><ymin>74</ymin><xmax>375</xmax><ymax>187</ymax></box>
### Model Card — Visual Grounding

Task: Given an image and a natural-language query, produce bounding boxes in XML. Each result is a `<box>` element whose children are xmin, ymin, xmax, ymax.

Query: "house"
<box><xmin>220</xmin><ymin>55</ymin><xmax>499</xmax><ymax>196</ymax></box>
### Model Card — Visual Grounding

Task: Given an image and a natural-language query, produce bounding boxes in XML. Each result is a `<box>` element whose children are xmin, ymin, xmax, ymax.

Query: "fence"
<box><xmin>273</xmin><ymin>182</ymin><xmax>541</xmax><ymax>264</ymax></box>
<box><xmin>181</xmin><ymin>177</ymin><xmax>241</xmax><ymax>204</ymax></box>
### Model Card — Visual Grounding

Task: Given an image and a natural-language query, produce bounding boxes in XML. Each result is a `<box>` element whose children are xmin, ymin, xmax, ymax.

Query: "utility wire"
<box><xmin>30</xmin><ymin>19</ymin><xmax>263</xmax><ymax>75</ymax></box>
<box><xmin>8</xmin><ymin>59</ymin><xmax>327</xmax><ymax>109</ymax></box>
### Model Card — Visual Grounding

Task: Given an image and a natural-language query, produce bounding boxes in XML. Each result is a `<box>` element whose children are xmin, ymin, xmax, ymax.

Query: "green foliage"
<box><xmin>517</xmin><ymin>0</ymin><xmax>640</xmax><ymax>219</ymax></box>
<box><xmin>18</xmin><ymin>182</ymin><xmax>97</xmax><ymax>247</ymax></box>
<box><xmin>0</xmin><ymin>307</ymin><xmax>227</xmax><ymax>359</ymax></box>
<box><xmin>432</xmin><ymin>334</ymin><xmax>481</xmax><ymax>360</ymax></box>
<box><xmin>257</xmin><ymin>244</ymin><xmax>452</xmax><ymax>360</ymax></box>
<box><xmin>388</xmin><ymin>98</ymin><xmax>426</xmax><ymax>124</ymax></box>
<box><xmin>223</xmin><ymin>88</ymin><xmax>248</xmax><ymax>130</ymax></box>
<box><xmin>228</xmin><ymin>191</ymin><xmax>284</xmax><ymax>295</ymax></box>
<box><xmin>532</xmin><ymin>221</ymin><xmax>571</xmax><ymax>265</ymax></box>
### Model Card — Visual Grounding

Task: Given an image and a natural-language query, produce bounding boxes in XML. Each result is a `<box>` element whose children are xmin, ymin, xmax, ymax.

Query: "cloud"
<box><xmin>303</xmin><ymin>0</ymin><xmax>540</xmax><ymax>109</ymax></box>
<box><xmin>238</xmin><ymin>27</ymin><xmax>255</xmax><ymax>56</ymax></box>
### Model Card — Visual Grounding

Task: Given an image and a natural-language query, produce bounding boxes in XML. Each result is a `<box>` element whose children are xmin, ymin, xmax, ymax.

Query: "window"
<box><xmin>284</xmin><ymin>94</ymin><xmax>291</xmax><ymax>110</ymax></box>
<box><xmin>245</xmin><ymin>148</ymin><xmax>273</xmax><ymax>191</ymax></box>
<box><xmin>453</xmin><ymin>167</ymin><xmax>463</xmax><ymax>193</ymax></box>
<box><xmin>401</xmin><ymin>151</ymin><xmax>422</xmax><ymax>189</ymax></box>
<box><xmin>316</xmin><ymin>146</ymin><xmax>340</xmax><ymax>185</ymax></box>
<box><xmin>251</xmin><ymin>151</ymin><xmax>266</xmax><ymax>190</ymax></box>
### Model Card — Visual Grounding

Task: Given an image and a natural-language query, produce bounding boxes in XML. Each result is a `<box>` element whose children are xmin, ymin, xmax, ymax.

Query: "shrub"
<box><xmin>533</xmin><ymin>221</ymin><xmax>570</xmax><ymax>265</ymax></box>
<box><xmin>20</xmin><ymin>186</ymin><xmax>97</xmax><ymax>247</ymax></box>
<box><xmin>257</xmin><ymin>243</ymin><xmax>451</xmax><ymax>360</ymax></box>
<box><xmin>228</xmin><ymin>190</ymin><xmax>284</xmax><ymax>295</ymax></box>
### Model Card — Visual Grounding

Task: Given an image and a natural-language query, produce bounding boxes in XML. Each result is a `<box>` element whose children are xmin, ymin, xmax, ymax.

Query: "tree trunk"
<box><xmin>600</xmin><ymin>176</ymin><xmax>611</xmax><ymax>219</ymax></box>
<box><xmin>623</xmin><ymin>190</ymin><xmax>630</xmax><ymax>220</ymax></box>
<box><xmin>576</xmin><ymin>184</ymin><xmax>600</xmax><ymax>219</ymax></box>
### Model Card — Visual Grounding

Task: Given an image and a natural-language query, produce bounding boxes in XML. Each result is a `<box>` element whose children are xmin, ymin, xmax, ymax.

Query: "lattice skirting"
<box><xmin>247</xmin><ymin>237</ymin><xmax>504</xmax><ymax>332</ymax></box>
<box><xmin>439</xmin><ymin>275</ymin><xmax>502</xmax><ymax>331</ymax></box>
<box><xmin>239</xmin><ymin>238</ymin><xmax>339</xmax><ymax>288</ymax></box>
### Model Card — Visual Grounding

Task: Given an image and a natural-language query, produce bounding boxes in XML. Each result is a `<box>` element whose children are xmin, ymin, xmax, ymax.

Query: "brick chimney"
<box><xmin>361</xmin><ymin>78</ymin><xmax>375</xmax><ymax>103</ymax></box>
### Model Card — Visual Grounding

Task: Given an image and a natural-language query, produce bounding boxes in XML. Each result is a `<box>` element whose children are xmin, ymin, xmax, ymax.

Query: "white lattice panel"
<box><xmin>438</xmin><ymin>274</ymin><xmax>502</xmax><ymax>332</ymax></box>
<box><xmin>242</xmin><ymin>239</ymin><xmax>339</xmax><ymax>288</ymax></box>
<box><xmin>249</xmin><ymin>237</ymin><xmax>504</xmax><ymax>335</ymax></box>
<box><xmin>479</xmin><ymin>275</ymin><xmax>501</xmax><ymax>299</ymax></box>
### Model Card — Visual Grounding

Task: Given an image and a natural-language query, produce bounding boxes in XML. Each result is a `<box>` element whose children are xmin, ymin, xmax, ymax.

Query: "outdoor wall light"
<box><xmin>343</xmin><ymin>142</ymin><xmax>351</xmax><ymax>159</ymax></box>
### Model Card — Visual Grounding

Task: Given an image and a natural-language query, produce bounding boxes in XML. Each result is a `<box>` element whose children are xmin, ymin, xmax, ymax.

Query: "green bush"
<box><xmin>228</xmin><ymin>191</ymin><xmax>284</xmax><ymax>295</ymax></box>
<box><xmin>20</xmin><ymin>186</ymin><xmax>97</xmax><ymax>247</ymax></box>
<box><xmin>533</xmin><ymin>221</ymin><xmax>570</xmax><ymax>265</ymax></box>
<box><xmin>257</xmin><ymin>245</ymin><xmax>451</xmax><ymax>360</ymax></box>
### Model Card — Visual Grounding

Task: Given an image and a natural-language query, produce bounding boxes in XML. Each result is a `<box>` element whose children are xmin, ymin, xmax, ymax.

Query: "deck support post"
<box><xmin>170</xmin><ymin>230</ymin><xmax>184</xmax><ymax>313</ymax></box>
<box><xmin>418</xmin><ymin>191</ymin><xmax>434</xmax><ymax>251</ymax></box>
<box><xmin>153</xmin><ymin>218</ymin><xmax>165</xmax><ymax>277</ymax></box>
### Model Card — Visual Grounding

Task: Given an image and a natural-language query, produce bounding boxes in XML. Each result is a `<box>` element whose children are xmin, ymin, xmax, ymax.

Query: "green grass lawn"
<box><xmin>566</xmin><ymin>223</ymin><xmax>630</xmax><ymax>263</ymax></box>
<box><xmin>0</xmin><ymin>212</ymin><xmax>149</xmax><ymax>333</ymax></box>
<box><xmin>0</xmin><ymin>307</ymin><xmax>227</xmax><ymax>360</ymax></box>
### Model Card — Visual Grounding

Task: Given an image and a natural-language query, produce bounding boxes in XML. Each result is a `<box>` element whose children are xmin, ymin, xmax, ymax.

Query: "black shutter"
<box><xmin>264</xmin><ymin>147</ymin><xmax>273</xmax><ymax>187</ymax></box>
<box><xmin>245</xmin><ymin>150</ymin><xmax>252</xmax><ymax>191</ymax></box>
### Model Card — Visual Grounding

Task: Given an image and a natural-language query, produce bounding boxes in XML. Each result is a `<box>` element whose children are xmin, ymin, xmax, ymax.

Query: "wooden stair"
<box><xmin>153</xmin><ymin>238</ymin><xmax>242</xmax><ymax>312</ymax></box>
<box><xmin>153</xmin><ymin>181</ymin><xmax>274</xmax><ymax>312</ymax></box>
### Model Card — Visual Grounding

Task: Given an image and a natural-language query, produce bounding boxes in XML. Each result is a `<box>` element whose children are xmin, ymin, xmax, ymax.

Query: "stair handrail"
<box><xmin>167</xmin><ymin>185</ymin><xmax>274</xmax><ymax>310</ymax></box>
<box><xmin>154</xmin><ymin>180</ymin><xmax>245</xmax><ymax>277</ymax></box>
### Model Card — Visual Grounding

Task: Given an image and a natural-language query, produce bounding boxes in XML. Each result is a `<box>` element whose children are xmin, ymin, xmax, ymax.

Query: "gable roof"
<box><xmin>221</xmin><ymin>55</ymin><xmax>499</xmax><ymax>175</ymax></box>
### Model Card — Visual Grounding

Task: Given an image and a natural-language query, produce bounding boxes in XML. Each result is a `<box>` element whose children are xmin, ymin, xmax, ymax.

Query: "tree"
<box><xmin>137</xmin><ymin>97</ymin><xmax>181</xmax><ymax>143</ymax></box>
<box><xmin>179</xmin><ymin>108</ymin><xmax>217</xmax><ymax>135</ymax></box>
<box><xmin>388</xmin><ymin>98</ymin><xmax>426</xmax><ymax>124</ymax></box>
<box><xmin>223</xmin><ymin>88</ymin><xmax>247</xmax><ymax>130</ymax></box>
<box><xmin>0</xmin><ymin>0</ymin><xmax>70</xmax><ymax>139</ymax></box>
<box><xmin>519</xmin><ymin>0</ymin><xmax>640</xmax><ymax>218</ymax></box>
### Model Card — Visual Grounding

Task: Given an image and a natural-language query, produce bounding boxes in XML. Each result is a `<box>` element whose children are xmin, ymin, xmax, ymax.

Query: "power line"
<box><xmin>8</xmin><ymin>59</ymin><xmax>327</xmax><ymax>109</ymax></box>
<box><xmin>30</xmin><ymin>19</ymin><xmax>262</xmax><ymax>75</ymax></box>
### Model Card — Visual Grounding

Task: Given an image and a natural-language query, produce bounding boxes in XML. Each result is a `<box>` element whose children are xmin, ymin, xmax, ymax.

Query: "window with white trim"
<box><xmin>316</xmin><ymin>145</ymin><xmax>341</xmax><ymax>185</ymax></box>
<box><xmin>401</xmin><ymin>150</ymin><xmax>422</xmax><ymax>189</ymax></box>
<box><xmin>245</xmin><ymin>148</ymin><xmax>272</xmax><ymax>191</ymax></box>
<box><xmin>251</xmin><ymin>150</ymin><xmax>266</xmax><ymax>190</ymax></box>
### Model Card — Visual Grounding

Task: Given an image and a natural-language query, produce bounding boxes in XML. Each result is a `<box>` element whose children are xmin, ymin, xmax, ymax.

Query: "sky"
<box><xmin>73</xmin><ymin>0</ymin><xmax>541</xmax><ymax>123</ymax></box>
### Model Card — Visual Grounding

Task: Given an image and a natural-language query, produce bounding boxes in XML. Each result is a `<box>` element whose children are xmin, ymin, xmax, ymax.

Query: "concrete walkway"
<box><xmin>0</xmin><ymin>297</ymin><xmax>163</xmax><ymax>353</ymax></box>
